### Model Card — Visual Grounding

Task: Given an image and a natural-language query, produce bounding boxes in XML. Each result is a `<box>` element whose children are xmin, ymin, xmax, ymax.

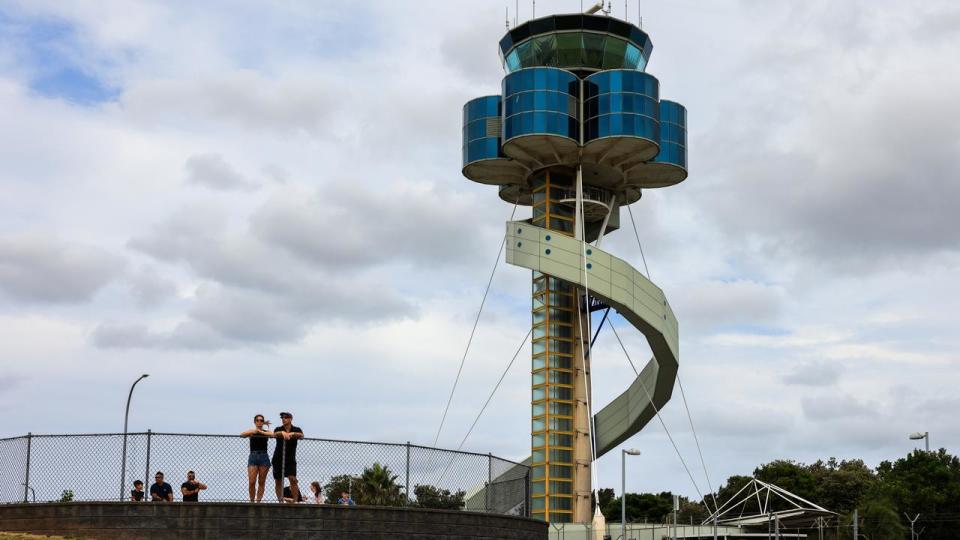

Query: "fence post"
<box><xmin>405</xmin><ymin>441</ymin><xmax>410</xmax><ymax>505</ymax></box>
<box><xmin>487</xmin><ymin>453</ymin><xmax>493</xmax><ymax>513</ymax></box>
<box><xmin>525</xmin><ymin>467</ymin><xmax>531</xmax><ymax>518</ymax></box>
<box><xmin>23</xmin><ymin>432</ymin><xmax>32</xmax><ymax>503</ymax></box>
<box><xmin>144</xmin><ymin>429</ymin><xmax>152</xmax><ymax>499</ymax></box>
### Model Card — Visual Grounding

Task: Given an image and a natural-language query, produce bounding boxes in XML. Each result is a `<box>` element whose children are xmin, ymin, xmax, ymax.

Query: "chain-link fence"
<box><xmin>0</xmin><ymin>432</ymin><xmax>529</xmax><ymax>516</ymax></box>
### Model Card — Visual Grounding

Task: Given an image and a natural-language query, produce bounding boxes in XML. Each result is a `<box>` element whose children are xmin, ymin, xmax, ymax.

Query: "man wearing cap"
<box><xmin>272</xmin><ymin>412</ymin><xmax>304</xmax><ymax>504</ymax></box>
<box><xmin>181</xmin><ymin>470</ymin><xmax>207</xmax><ymax>502</ymax></box>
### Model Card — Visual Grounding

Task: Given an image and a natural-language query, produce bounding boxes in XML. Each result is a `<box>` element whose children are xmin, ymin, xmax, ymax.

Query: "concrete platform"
<box><xmin>0</xmin><ymin>502</ymin><xmax>547</xmax><ymax>539</ymax></box>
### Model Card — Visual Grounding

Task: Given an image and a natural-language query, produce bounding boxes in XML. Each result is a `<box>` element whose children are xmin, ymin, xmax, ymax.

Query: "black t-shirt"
<box><xmin>149</xmin><ymin>482</ymin><xmax>173</xmax><ymax>501</ymax></box>
<box><xmin>250</xmin><ymin>434</ymin><xmax>268</xmax><ymax>452</ymax></box>
<box><xmin>131</xmin><ymin>489</ymin><xmax>144</xmax><ymax>501</ymax></box>
<box><xmin>181</xmin><ymin>481</ymin><xmax>200</xmax><ymax>502</ymax></box>
<box><xmin>272</xmin><ymin>425</ymin><xmax>303</xmax><ymax>462</ymax></box>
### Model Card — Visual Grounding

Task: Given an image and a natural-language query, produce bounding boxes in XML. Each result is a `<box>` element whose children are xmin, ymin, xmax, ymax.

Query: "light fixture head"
<box><xmin>909</xmin><ymin>432</ymin><xmax>927</xmax><ymax>440</ymax></box>
<box><xmin>624</xmin><ymin>448</ymin><xmax>642</xmax><ymax>456</ymax></box>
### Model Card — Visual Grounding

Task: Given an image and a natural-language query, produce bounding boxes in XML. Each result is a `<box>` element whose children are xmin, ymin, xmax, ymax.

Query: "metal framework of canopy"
<box><xmin>704</xmin><ymin>478</ymin><xmax>836</xmax><ymax>529</ymax></box>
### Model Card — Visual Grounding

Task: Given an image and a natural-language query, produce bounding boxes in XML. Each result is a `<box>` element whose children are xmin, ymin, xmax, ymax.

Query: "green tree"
<box><xmin>323</xmin><ymin>474</ymin><xmax>359</xmax><ymax>503</ymax></box>
<box><xmin>601</xmin><ymin>492</ymin><xmax>673</xmax><ymax>523</ymax></box>
<box><xmin>58</xmin><ymin>489</ymin><xmax>73</xmax><ymax>502</ymax></box>
<box><xmin>876</xmin><ymin>449</ymin><xmax>960</xmax><ymax>540</ymax></box>
<box><xmin>809</xmin><ymin>458</ymin><xmax>876</xmax><ymax>515</ymax></box>
<box><xmin>413</xmin><ymin>484</ymin><xmax>464</xmax><ymax>509</ymax></box>
<box><xmin>356</xmin><ymin>462</ymin><xmax>404</xmax><ymax>506</ymax></box>
<box><xmin>857</xmin><ymin>495</ymin><xmax>907</xmax><ymax>540</ymax></box>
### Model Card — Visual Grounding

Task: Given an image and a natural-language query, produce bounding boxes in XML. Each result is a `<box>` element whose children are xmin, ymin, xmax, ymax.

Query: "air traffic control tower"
<box><xmin>462</xmin><ymin>11</ymin><xmax>687</xmax><ymax>524</ymax></box>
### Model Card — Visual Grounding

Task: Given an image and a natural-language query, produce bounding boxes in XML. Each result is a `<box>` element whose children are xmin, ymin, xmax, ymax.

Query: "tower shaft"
<box><xmin>529</xmin><ymin>168</ymin><xmax>592</xmax><ymax>523</ymax></box>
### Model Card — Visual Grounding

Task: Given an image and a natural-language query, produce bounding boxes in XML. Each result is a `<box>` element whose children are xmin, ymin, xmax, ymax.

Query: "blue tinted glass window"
<box><xmin>506</xmin><ymin>50</ymin><xmax>521</xmax><ymax>72</ymax></box>
<box><xmin>624</xmin><ymin>43</ymin><xmax>641</xmax><ymax>69</ymax></box>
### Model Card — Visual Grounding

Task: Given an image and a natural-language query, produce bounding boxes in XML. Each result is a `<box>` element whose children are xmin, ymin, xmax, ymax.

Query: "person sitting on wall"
<box><xmin>181</xmin><ymin>470</ymin><xmax>207</xmax><ymax>502</ymax></box>
<box><xmin>149</xmin><ymin>472</ymin><xmax>173</xmax><ymax>502</ymax></box>
<box><xmin>309</xmin><ymin>481</ymin><xmax>325</xmax><ymax>504</ymax></box>
<box><xmin>130</xmin><ymin>480</ymin><xmax>145</xmax><ymax>502</ymax></box>
<box><xmin>282</xmin><ymin>485</ymin><xmax>305</xmax><ymax>503</ymax></box>
<box><xmin>337</xmin><ymin>491</ymin><xmax>355</xmax><ymax>505</ymax></box>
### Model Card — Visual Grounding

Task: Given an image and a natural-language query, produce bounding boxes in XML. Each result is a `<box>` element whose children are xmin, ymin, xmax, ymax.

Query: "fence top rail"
<box><xmin>0</xmin><ymin>432</ymin><xmax>529</xmax><ymax>469</ymax></box>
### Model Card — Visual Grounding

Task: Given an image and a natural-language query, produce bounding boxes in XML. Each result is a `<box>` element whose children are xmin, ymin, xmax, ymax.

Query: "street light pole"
<box><xmin>909</xmin><ymin>431</ymin><xmax>930</xmax><ymax>452</ymax></box>
<box><xmin>120</xmin><ymin>374</ymin><xmax>149</xmax><ymax>501</ymax></box>
<box><xmin>621</xmin><ymin>448</ymin><xmax>641</xmax><ymax>540</ymax></box>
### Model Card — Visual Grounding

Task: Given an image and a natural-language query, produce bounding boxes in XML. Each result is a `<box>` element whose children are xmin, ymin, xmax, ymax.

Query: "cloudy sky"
<box><xmin>1</xmin><ymin>0</ymin><xmax>958</xmax><ymax>502</ymax></box>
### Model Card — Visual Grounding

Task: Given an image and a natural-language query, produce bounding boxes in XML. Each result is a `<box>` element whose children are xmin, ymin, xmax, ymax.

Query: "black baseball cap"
<box><xmin>279</xmin><ymin>411</ymin><xmax>293</xmax><ymax>418</ymax></box>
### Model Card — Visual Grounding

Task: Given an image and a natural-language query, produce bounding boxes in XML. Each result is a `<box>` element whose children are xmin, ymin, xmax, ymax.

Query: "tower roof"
<box><xmin>499</xmin><ymin>14</ymin><xmax>653</xmax><ymax>74</ymax></box>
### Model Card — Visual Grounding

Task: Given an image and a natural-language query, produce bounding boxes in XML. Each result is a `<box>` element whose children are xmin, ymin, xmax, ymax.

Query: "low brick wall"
<box><xmin>0</xmin><ymin>502</ymin><xmax>547</xmax><ymax>539</ymax></box>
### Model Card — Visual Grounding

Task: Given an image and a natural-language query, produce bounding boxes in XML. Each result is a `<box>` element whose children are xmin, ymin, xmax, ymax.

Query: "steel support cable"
<box><xmin>433</xmin><ymin>201</ymin><xmax>519</xmax><ymax>447</ymax></box>
<box><xmin>437</xmin><ymin>328</ymin><xmax>533</xmax><ymax>482</ymax></box>
<box><xmin>627</xmin><ymin>202</ymin><xmax>718</xmax><ymax>514</ymax></box>
<box><xmin>574</xmin><ymin>175</ymin><xmax>601</xmax><ymax>500</ymax></box>
<box><xmin>676</xmin><ymin>374</ymin><xmax>720</xmax><ymax>514</ymax></box>
<box><xmin>607</xmin><ymin>319</ymin><xmax>707</xmax><ymax>504</ymax></box>
<box><xmin>626</xmin><ymin>204</ymin><xmax>651</xmax><ymax>280</ymax></box>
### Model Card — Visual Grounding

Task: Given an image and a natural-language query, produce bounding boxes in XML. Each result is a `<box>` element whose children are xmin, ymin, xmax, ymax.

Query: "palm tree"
<box><xmin>357</xmin><ymin>462</ymin><xmax>404</xmax><ymax>507</ymax></box>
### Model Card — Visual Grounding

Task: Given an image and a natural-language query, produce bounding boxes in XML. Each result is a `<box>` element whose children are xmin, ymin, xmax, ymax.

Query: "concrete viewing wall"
<box><xmin>0</xmin><ymin>502</ymin><xmax>547</xmax><ymax>539</ymax></box>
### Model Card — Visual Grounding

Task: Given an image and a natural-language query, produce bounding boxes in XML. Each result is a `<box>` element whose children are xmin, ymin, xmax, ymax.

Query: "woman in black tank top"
<box><xmin>241</xmin><ymin>414</ymin><xmax>274</xmax><ymax>502</ymax></box>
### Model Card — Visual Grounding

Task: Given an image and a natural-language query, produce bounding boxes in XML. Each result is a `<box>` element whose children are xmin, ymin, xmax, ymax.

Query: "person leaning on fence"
<box><xmin>181</xmin><ymin>470</ymin><xmax>207</xmax><ymax>502</ymax></box>
<box><xmin>241</xmin><ymin>413</ymin><xmax>274</xmax><ymax>502</ymax></box>
<box><xmin>149</xmin><ymin>471</ymin><xmax>173</xmax><ymax>502</ymax></box>
<box><xmin>272</xmin><ymin>411</ymin><xmax>303</xmax><ymax>504</ymax></box>
<box><xmin>130</xmin><ymin>480</ymin><xmax>145</xmax><ymax>502</ymax></box>
<box><xmin>337</xmin><ymin>491</ymin><xmax>355</xmax><ymax>505</ymax></box>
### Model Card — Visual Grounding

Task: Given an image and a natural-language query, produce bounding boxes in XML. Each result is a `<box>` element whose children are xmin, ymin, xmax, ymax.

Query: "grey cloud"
<box><xmin>688</xmin><ymin>4</ymin><xmax>960</xmax><ymax>272</ymax></box>
<box><xmin>782</xmin><ymin>361</ymin><xmax>843</xmax><ymax>387</ymax></box>
<box><xmin>251</xmin><ymin>184</ymin><xmax>485</xmax><ymax>270</ymax></box>
<box><xmin>128</xmin><ymin>266</ymin><xmax>177</xmax><ymax>307</ymax></box>
<box><xmin>185</xmin><ymin>153</ymin><xmax>258</xmax><ymax>191</ymax></box>
<box><xmin>801</xmin><ymin>394</ymin><xmax>877</xmax><ymax>421</ymax></box>
<box><xmin>671</xmin><ymin>280</ymin><xmax>783</xmax><ymax>335</ymax></box>
<box><xmin>0</xmin><ymin>234</ymin><xmax>122</xmax><ymax>304</ymax></box>
<box><xmin>123</xmin><ymin>71</ymin><xmax>336</xmax><ymax>135</ymax></box>
<box><xmin>120</xmin><ymin>201</ymin><xmax>421</xmax><ymax>349</ymax></box>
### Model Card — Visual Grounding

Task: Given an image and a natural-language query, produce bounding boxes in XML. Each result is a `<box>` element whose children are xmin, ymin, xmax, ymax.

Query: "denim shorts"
<box><xmin>248</xmin><ymin>451</ymin><xmax>270</xmax><ymax>467</ymax></box>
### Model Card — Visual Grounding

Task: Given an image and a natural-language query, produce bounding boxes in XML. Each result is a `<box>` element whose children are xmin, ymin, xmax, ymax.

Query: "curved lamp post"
<box><xmin>621</xmin><ymin>448</ymin><xmax>641</xmax><ymax>540</ymax></box>
<box><xmin>120</xmin><ymin>374</ymin><xmax>149</xmax><ymax>501</ymax></box>
<box><xmin>909</xmin><ymin>431</ymin><xmax>930</xmax><ymax>452</ymax></box>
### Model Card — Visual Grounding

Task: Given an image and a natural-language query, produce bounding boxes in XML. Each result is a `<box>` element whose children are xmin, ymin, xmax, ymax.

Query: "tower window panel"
<box><xmin>549</xmin><ymin>481</ymin><xmax>573</xmax><ymax>494</ymax></box>
<box><xmin>533</xmin><ymin>34</ymin><xmax>557</xmax><ymax>66</ymax></box>
<box><xmin>533</xmin><ymin>355</ymin><xmax>546</xmax><ymax>370</ymax></box>
<box><xmin>549</xmin><ymin>449</ymin><xmax>573</xmax><ymax>463</ymax></box>
<box><xmin>532</xmin><ymin>433</ymin><xmax>546</xmax><ymax>447</ymax></box>
<box><xmin>549</xmin><ymin>356</ymin><xmax>573</xmax><ymax>369</ymax></box>
<box><xmin>549</xmin><ymin>387</ymin><xmax>574</xmax><ymax>400</ymax></box>
<box><xmin>624</xmin><ymin>43</ymin><xmax>641</xmax><ymax>69</ymax></box>
<box><xmin>532</xmin><ymin>497</ymin><xmax>546</xmax><ymax>510</ymax></box>
<box><xmin>550</xmin><ymin>512</ymin><xmax>571</xmax><ymax>522</ymax></box>
<box><xmin>549</xmin><ymin>402</ymin><xmax>573</xmax><ymax>416</ymax></box>
<box><xmin>532</xmin><ymin>449</ymin><xmax>545</xmax><ymax>463</ymax></box>
<box><xmin>532</xmin><ymin>340</ymin><xmax>547</xmax><ymax>355</ymax></box>
<box><xmin>532</xmin><ymin>482</ymin><xmax>545</xmax><ymax>495</ymax></box>
<box><xmin>549</xmin><ymin>465</ymin><xmax>572</xmax><ymax>477</ymax></box>
<box><xmin>533</xmin><ymin>418</ymin><xmax>545</xmax><ymax>431</ymax></box>
<box><xmin>582</xmin><ymin>33</ymin><xmax>605</xmax><ymax>67</ymax></box>
<box><xmin>550</xmin><ymin>496</ymin><xmax>574</xmax><ymax>510</ymax></box>
<box><xmin>532</xmin><ymin>402</ymin><xmax>546</xmax><ymax>416</ymax></box>
<box><xmin>532</xmin><ymin>371</ymin><xmax>546</xmax><ymax>385</ymax></box>
<box><xmin>549</xmin><ymin>418</ymin><xmax>573</xmax><ymax>431</ymax></box>
<box><xmin>532</xmin><ymin>465</ymin><xmax>545</xmax><ymax>479</ymax></box>
<box><xmin>549</xmin><ymin>371</ymin><xmax>573</xmax><ymax>385</ymax></box>
<box><xmin>550</xmin><ymin>434</ymin><xmax>574</xmax><ymax>447</ymax></box>
<box><xmin>602</xmin><ymin>37</ymin><xmax>628</xmax><ymax>69</ymax></box>
<box><xmin>532</xmin><ymin>387</ymin><xmax>546</xmax><ymax>401</ymax></box>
